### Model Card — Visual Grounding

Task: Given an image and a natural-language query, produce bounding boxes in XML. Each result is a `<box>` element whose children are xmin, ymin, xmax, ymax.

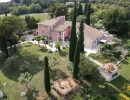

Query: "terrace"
<box><xmin>53</xmin><ymin>78</ymin><xmax>80</xmax><ymax>96</ymax></box>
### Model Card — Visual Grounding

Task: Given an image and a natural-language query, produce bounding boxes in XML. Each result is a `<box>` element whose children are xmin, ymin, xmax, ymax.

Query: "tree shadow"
<box><xmin>26</xmin><ymin>87</ymin><xmax>39</xmax><ymax>100</ymax></box>
<box><xmin>111</xmin><ymin>76</ymin><xmax>130</xmax><ymax>89</ymax></box>
<box><xmin>59</xmin><ymin>51</ymin><xmax>68</xmax><ymax>56</ymax></box>
<box><xmin>2</xmin><ymin>50</ymin><xmax>44</xmax><ymax>82</ymax></box>
<box><xmin>37</xmin><ymin>47</ymin><xmax>47</xmax><ymax>52</ymax></box>
<box><xmin>50</xmin><ymin>69</ymin><xmax>68</xmax><ymax>81</ymax></box>
<box><xmin>122</xmin><ymin>60</ymin><xmax>129</xmax><ymax>65</ymax></box>
<box><xmin>48</xmin><ymin>92</ymin><xmax>57</xmax><ymax>100</ymax></box>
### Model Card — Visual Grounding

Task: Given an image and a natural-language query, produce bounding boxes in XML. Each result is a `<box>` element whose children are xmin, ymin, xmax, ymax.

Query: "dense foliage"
<box><xmin>25</xmin><ymin>15</ymin><xmax>39</xmax><ymax>30</ymax></box>
<box><xmin>49</xmin><ymin>2</ymin><xmax>68</xmax><ymax>18</ymax></box>
<box><xmin>73</xmin><ymin>37</ymin><xmax>81</xmax><ymax>79</ymax></box>
<box><xmin>79</xmin><ymin>20</ymin><xmax>84</xmax><ymax>53</ymax></box>
<box><xmin>44</xmin><ymin>56</ymin><xmax>51</xmax><ymax>93</ymax></box>
<box><xmin>69</xmin><ymin>2</ymin><xmax>77</xmax><ymax>62</ymax></box>
<box><xmin>0</xmin><ymin>16</ymin><xmax>26</xmax><ymax>57</ymax></box>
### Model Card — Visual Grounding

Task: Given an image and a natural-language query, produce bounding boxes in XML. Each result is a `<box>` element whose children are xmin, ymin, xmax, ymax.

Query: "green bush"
<box><xmin>14</xmin><ymin>34</ymin><xmax>20</xmax><ymax>43</ymax></box>
<box><xmin>100</xmin><ymin>46</ymin><xmax>106</xmax><ymax>52</ymax></box>
<box><xmin>0</xmin><ymin>52</ymin><xmax>6</xmax><ymax>60</ymax></box>
<box><xmin>113</xmin><ymin>42</ymin><xmax>119</xmax><ymax>47</ymax></box>
<box><xmin>40</xmin><ymin>46</ymin><xmax>47</xmax><ymax>52</ymax></box>
<box><xmin>55</xmin><ymin>41</ymin><xmax>61</xmax><ymax>52</ymax></box>
<box><xmin>47</xmin><ymin>50</ymin><xmax>52</xmax><ymax>53</ymax></box>
<box><xmin>114</xmin><ymin>50</ymin><xmax>121</xmax><ymax>57</ymax></box>
<box><xmin>19</xmin><ymin>64</ymin><xmax>29</xmax><ymax>71</ymax></box>
<box><xmin>4</xmin><ymin>56</ymin><xmax>19</xmax><ymax>69</ymax></box>
<box><xmin>105</xmin><ymin>44</ymin><xmax>113</xmax><ymax>50</ymax></box>
<box><xmin>66</xmin><ymin>61</ymin><xmax>73</xmax><ymax>73</ymax></box>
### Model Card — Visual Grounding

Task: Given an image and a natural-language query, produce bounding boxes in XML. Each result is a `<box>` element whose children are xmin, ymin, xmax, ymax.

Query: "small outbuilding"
<box><xmin>99</xmin><ymin>63</ymin><xmax>121</xmax><ymax>82</ymax></box>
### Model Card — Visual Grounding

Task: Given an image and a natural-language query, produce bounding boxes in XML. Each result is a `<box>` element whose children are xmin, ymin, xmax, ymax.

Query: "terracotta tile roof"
<box><xmin>53</xmin><ymin>21</ymin><xmax>71</xmax><ymax>31</ymax></box>
<box><xmin>37</xmin><ymin>19</ymin><xmax>57</xmax><ymax>26</ymax></box>
<box><xmin>76</xmin><ymin>23</ymin><xmax>103</xmax><ymax>40</ymax></box>
<box><xmin>99</xmin><ymin>63</ymin><xmax>120</xmax><ymax>74</ymax></box>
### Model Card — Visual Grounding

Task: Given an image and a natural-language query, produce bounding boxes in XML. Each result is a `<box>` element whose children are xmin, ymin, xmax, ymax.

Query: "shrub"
<box><xmin>66</xmin><ymin>61</ymin><xmax>73</xmax><ymax>73</ymax></box>
<box><xmin>55</xmin><ymin>41</ymin><xmax>62</xmax><ymax>52</ymax></box>
<box><xmin>14</xmin><ymin>34</ymin><xmax>20</xmax><ymax>43</ymax></box>
<box><xmin>47</xmin><ymin>50</ymin><xmax>52</xmax><ymax>53</ymax></box>
<box><xmin>114</xmin><ymin>50</ymin><xmax>121</xmax><ymax>57</ymax></box>
<box><xmin>105</xmin><ymin>44</ymin><xmax>113</xmax><ymax>50</ymax></box>
<box><xmin>4</xmin><ymin>56</ymin><xmax>19</xmax><ymax>69</ymax></box>
<box><xmin>113</xmin><ymin>42</ymin><xmax>119</xmax><ymax>47</ymax></box>
<box><xmin>104</xmin><ymin>59</ymin><xmax>109</xmax><ymax>63</ymax></box>
<box><xmin>19</xmin><ymin>64</ymin><xmax>29</xmax><ymax>71</ymax></box>
<box><xmin>0</xmin><ymin>52</ymin><xmax>6</xmax><ymax>60</ymax></box>
<box><xmin>100</xmin><ymin>46</ymin><xmax>106</xmax><ymax>52</ymax></box>
<box><xmin>40</xmin><ymin>46</ymin><xmax>47</xmax><ymax>52</ymax></box>
<box><xmin>39</xmin><ymin>56</ymin><xmax>44</xmax><ymax>63</ymax></box>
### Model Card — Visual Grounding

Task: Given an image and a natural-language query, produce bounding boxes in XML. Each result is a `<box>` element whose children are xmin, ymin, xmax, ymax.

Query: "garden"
<box><xmin>0</xmin><ymin>43</ymin><xmax>70</xmax><ymax>100</ymax></box>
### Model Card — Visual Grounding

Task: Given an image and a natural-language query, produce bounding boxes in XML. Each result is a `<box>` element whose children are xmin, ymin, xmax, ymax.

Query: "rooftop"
<box><xmin>53</xmin><ymin>21</ymin><xmax>71</xmax><ymax>31</ymax></box>
<box><xmin>101</xmin><ymin>63</ymin><xmax>120</xmax><ymax>74</ymax></box>
<box><xmin>37</xmin><ymin>19</ymin><xmax>57</xmax><ymax>26</ymax></box>
<box><xmin>76</xmin><ymin>23</ymin><xmax>103</xmax><ymax>40</ymax></box>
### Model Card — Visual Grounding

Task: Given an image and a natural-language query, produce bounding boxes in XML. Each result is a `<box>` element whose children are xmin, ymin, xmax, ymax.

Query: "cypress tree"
<box><xmin>44</xmin><ymin>56</ymin><xmax>51</xmax><ymax>93</ymax></box>
<box><xmin>0</xmin><ymin>36</ymin><xmax>8</xmax><ymax>58</ymax></box>
<box><xmin>79</xmin><ymin>20</ymin><xmax>84</xmax><ymax>53</ymax></box>
<box><xmin>73</xmin><ymin>37</ymin><xmax>81</xmax><ymax>79</ymax></box>
<box><xmin>86</xmin><ymin>3</ymin><xmax>91</xmax><ymax>25</ymax></box>
<box><xmin>84</xmin><ymin>3</ymin><xmax>87</xmax><ymax>14</ymax></box>
<box><xmin>78</xmin><ymin>2</ymin><xmax>83</xmax><ymax>15</ymax></box>
<box><xmin>69</xmin><ymin>2</ymin><xmax>77</xmax><ymax>62</ymax></box>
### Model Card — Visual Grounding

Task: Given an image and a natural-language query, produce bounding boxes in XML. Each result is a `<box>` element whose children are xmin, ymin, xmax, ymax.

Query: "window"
<box><xmin>59</xmin><ymin>32</ymin><xmax>62</xmax><ymax>36</ymax></box>
<box><xmin>48</xmin><ymin>31</ymin><xmax>50</xmax><ymax>34</ymax></box>
<box><xmin>112</xmin><ymin>72</ymin><xmax>118</xmax><ymax>78</ymax></box>
<box><xmin>42</xmin><ymin>30</ymin><xmax>44</xmax><ymax>33</ymax></box>
<box><xmin>93</xmin><ymin>40</ymin><xmax>96</xmax><ymax>44</ymax></box>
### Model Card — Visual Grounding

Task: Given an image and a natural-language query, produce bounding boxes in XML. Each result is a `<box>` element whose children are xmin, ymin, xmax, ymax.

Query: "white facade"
<box><xmin>99</xmin><ymin>68</ymin><xmax>120</xmax><ymax>81</ymax></box>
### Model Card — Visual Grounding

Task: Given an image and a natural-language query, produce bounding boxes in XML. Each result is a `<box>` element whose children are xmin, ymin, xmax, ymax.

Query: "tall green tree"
<box><xmin>86</xmin><ymin>2</ymin><xmax>91</xmax><ymax>25</ymax></box>
<box><xmin>73</xmin><ymin>37</ymin><xmax>81</xmax><ymax>79</ymax></box>
<box><xmin>78</xmin><ymin>2</ymin><xmax>83</xmax><ymax>15</ymax></box>
<box><xmin>0</xmin><ymin>16</ymin><xmax>26</xmax><ymax>57</ymax></box>
<box><xmin>44</xmin><ymin>56</ymin><xmax>51</xmax><ymax>93</ymax></box>
<box><xmin>69</xmin><ymin>2</ymin><xmax>77</xmax><ymax>62</ymax></box>
<box><xmin>84</xmin><ymin>3</ymin><xmax>87</xmax><ymax>14</ymax></box>
<box><xmin>25</xmin><ymin>15</ymin><xmax>39</xmax><ymax>31</ymax></box>
<box><xmin>79</xmin><ymin>20</ymin><xmax>84</xmax><ymax>53</ymax></box>
<box><xmin>103</xmin><ymin>8</ymin><xmax>129</xmax><ymax>36</ymax></box>
<box><xmin>49</xmin><ymin>2</ymin><xmax>68</xmax><ymax>17</ymax></box>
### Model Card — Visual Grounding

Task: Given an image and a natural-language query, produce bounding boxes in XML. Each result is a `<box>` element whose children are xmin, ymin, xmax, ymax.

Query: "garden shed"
<box><xmin>99</xmin><ymin>63</ymin><xmax>121</xmax><ymax>82</ymax></box>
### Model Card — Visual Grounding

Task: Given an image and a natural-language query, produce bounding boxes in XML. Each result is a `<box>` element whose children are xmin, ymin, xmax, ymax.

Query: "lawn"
<box><xmin>20</xmin><ymin>13</ymin><xmax>51</xmax><ymax>21</ymax></box>
<box><xmin>111</xmin><ymin>56</ymin><xmax>130</xmax><ymax>89</ymax></box>
<box><xmin>0</xmin><ymin>13</ymin><xmax>51</xmax><ymax>22</ymax></box>
<box><xmin>0</xmin><ymin>43</ymin><xmax>70</xmax><ymax>100</ymax></box>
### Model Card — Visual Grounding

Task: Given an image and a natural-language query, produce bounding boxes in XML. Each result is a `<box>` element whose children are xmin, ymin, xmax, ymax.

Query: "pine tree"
<box><xmin>86</xmin><ymin>3</ymin><xmax>91</xmax><ymax>25</ymax></box>
<box><xmin>44</xmin><ymin>56</ymin><xmax>51</xmax><ymax>93</ymax></box>
<box><xmin>69</xmin><ymin>2</ymin><xmax>77</xmax><ymax>62</ymax></box>
<box><xmin>79</xmin><ymin>20</ymin><xmax>84</xmax><ymax>53</ymax></box>
<box><xmin>73</xmin><ymin>37</ymin><xmax>81</xmax><ymax>79</ymax></box>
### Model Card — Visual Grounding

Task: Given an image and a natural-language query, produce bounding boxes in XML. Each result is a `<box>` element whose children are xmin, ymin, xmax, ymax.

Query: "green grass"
<box><xmin>20</xmin><ymin>13</ymin><xmax>51</xmax><ymax>21</ymax></box>
<box><xmin>111</xmin><ymin>57</ymin><xmax>130</xmax><ymax>89</ymax></box>
<box><xmin>0</xmin><ymin>13</ymin><xmax>50</xmax><ymax>22</ymax></box>
<box><xmin>0</xmin><ymin>43</ymin><xmax>70</xmax><ymax>100</ymax></box>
